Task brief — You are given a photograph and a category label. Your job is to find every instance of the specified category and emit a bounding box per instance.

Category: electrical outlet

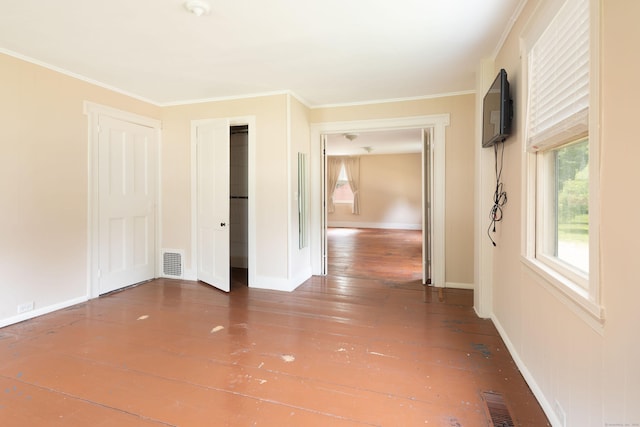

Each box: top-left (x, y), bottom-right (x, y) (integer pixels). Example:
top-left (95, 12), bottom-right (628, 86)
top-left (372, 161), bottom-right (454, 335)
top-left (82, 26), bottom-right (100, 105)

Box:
top-left (17, 301), bottom-right (34, 314)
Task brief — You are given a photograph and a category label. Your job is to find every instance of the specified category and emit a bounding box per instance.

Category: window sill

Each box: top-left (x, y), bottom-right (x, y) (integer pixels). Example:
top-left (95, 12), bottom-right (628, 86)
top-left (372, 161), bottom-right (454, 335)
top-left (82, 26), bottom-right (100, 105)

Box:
top-left (520, 256), bottom-right (605, 332)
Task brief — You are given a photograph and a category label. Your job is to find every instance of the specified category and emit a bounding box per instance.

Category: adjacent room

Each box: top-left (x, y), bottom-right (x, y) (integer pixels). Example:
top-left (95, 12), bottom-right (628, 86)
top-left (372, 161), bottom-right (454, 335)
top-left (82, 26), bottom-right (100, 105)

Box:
top-left (1, 0), bottom-right (638, 426)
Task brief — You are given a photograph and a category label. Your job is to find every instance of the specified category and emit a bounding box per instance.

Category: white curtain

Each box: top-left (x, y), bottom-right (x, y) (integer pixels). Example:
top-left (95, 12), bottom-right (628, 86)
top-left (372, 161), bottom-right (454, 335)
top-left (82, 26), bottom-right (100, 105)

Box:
top-left (326, 156), bottom-right (342, 213)
top-left (343, 156), bottom-right (361, 215)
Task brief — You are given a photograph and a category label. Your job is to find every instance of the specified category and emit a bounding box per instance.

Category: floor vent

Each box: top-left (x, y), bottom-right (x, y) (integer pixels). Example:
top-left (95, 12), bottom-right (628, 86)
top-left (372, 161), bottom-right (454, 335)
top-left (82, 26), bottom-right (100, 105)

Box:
top-left (482, 391), bottom-right (515, 427)
top-left (162, 250), bottom-right (183, 278)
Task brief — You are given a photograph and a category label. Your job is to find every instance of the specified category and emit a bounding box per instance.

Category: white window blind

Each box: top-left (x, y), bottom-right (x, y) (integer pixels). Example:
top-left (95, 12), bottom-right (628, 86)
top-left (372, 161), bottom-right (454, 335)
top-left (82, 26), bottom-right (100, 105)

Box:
top-left (527, 0), bottom-right (589, 152)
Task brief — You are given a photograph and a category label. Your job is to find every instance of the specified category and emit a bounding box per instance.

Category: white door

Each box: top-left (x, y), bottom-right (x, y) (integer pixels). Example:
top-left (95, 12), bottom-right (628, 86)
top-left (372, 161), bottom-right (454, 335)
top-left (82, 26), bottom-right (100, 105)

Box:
top-left (196, 120), bottom-right (230, 292)
top-left (422, 128), bottom-right (433, 285)
top-left (98, 116), bottom-right (157, 294)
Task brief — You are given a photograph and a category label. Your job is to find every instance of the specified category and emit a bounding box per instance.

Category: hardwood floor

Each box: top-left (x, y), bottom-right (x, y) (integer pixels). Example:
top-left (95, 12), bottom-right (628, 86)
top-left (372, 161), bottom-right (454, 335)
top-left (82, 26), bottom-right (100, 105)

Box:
top-left (0, 228), bottom-right (549, 426)
top-left (327, 227), bottom-right (423, 283)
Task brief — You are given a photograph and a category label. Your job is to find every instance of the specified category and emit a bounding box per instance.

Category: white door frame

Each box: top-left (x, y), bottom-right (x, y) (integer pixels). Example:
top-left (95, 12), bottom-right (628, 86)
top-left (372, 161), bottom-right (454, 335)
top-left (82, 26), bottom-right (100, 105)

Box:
top-left (310, 114), bottom-right (449, 287)
top-left (84, 102), bottom-right (162, 299)
top-left (190, 116), bottom-right (256, 286)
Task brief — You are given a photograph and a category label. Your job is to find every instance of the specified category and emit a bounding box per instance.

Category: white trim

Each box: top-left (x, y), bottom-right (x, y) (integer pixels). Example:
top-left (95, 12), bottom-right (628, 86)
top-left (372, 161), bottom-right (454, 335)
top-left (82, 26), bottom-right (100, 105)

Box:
top-left (491, 314), bottom-right (563, 427)
top-left (519, 0), bottom-right (603, 327)
top-left (83, 102), bottom-right (162, 299)
top-left (163, 89), bottom-right (475, 110)
top-left (286, 94), bottom-right (293, 282)
top-left (83, 102), bottom-right (161, 128)
top-left (474, 59), bottom-right (497, 319)
top-left (327, 221), bottom-right (421, 230)
top-left (587, 0), bottom-right (601, 314)
top-left (250, 274), bottom-right (306, 293)
top-left (445, 282), bottom-right (474, 290)
top-left (311, 91), bottom-right (475, 110)
top-left (1, 48), bottom-right (470, 110)
top-left (490, 0), bottom-right (529, 60)
top-left (2, 49), bottom-right (159, 106)
top-left (0, 296), bottom-right (88, 329)
top-left (522, 257), bottom-right (605, 331)
top-left (190, 116), bottom-right (257, 287)
top-left (291, 265), bottom-right (313, 291)
top-left (162, 90), bottom-right (309, 108)
top-left (310, 115), bottom-right (449, 288)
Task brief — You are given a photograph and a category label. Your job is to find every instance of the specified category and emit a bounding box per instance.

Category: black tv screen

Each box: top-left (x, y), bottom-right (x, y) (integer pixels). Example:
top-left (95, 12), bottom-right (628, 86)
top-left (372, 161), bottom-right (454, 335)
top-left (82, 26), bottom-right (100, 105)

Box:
top-left (482, 69), bottom-right (512, 148)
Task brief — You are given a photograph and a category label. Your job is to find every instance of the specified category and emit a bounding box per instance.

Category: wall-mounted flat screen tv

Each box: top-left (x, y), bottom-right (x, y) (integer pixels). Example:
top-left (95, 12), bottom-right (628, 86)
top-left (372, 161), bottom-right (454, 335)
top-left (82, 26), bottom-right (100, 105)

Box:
top-left (482, 69), bottom-right (513, 148)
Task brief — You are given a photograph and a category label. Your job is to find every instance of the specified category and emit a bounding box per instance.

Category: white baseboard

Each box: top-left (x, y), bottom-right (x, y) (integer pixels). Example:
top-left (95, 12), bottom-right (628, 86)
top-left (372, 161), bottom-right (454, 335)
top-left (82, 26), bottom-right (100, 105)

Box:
top-left (183, 269), bottom-right (197, 281)
top-left (445, 281), bottom-right (474, 290)
top-left (0, 296), bottom-right (88, 329)
top-left (328, 221), bottom-right (421, 230)
top-left (490, 314), bottom-right (562, 427)
top-left (250, 275), bottom-right (297, 292)
top-left (182, 268), bottom-right (309, 293)
top-left (289, 267), bottom-right (312, 291)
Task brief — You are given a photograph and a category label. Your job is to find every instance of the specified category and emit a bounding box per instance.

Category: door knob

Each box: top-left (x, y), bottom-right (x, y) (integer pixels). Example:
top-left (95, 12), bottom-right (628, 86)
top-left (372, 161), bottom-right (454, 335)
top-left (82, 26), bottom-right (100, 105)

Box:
top-left (220, 222), bottom-right (226, 227)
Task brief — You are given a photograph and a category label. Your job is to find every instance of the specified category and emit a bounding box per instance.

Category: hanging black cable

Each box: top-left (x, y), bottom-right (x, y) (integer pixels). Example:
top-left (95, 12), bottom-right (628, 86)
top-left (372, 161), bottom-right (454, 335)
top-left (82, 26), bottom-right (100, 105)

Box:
top-left (487, 140), bottom-right (507, 246)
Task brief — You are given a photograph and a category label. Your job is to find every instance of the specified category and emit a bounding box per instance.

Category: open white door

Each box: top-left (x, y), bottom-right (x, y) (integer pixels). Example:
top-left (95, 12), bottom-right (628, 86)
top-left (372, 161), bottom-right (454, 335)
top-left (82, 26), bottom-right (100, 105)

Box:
top-left (320, 135), bottom-right (328, 275)
top-left (196, 119), bottom-right (231, 292)
top-left (422, 128), bottom-right (433, 285)
top-left (98, 116), bottom-right (157, 294)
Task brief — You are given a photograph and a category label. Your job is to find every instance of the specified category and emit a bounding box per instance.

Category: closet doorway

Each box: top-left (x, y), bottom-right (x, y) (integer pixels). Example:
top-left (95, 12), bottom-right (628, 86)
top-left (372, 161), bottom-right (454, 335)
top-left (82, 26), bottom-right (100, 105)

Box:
top-left (229, 125), bottom-right (249, 285)
top-left (192, 117), bottom-right (256, 292)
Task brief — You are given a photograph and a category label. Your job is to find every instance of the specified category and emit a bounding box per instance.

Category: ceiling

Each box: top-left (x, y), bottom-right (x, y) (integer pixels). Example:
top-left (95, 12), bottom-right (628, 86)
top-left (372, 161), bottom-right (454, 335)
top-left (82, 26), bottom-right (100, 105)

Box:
top-left (0, 0), bottom-right (522, 107)
top-left (326, 129), bottom-right (423, 156)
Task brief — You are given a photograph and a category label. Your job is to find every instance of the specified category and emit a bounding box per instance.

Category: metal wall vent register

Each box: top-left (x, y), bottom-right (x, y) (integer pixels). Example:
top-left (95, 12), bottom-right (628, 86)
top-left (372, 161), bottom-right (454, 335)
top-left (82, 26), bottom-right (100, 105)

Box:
top-left (162, 250), bottom-right (183, 278)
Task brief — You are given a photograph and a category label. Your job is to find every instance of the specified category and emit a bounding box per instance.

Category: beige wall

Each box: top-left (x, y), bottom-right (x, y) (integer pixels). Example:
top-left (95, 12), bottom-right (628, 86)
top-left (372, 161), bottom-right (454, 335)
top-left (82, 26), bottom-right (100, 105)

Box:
top-left (312, 94), bottom-right (476, 286)
top-left (486, 0), bottom-right (640, 425)
top-left (5, 5), bottom-right (637, 422)
top-left (328, 153), bottom-right (422, 229)
top-left (289, 95), bottom-right (312, 284)
top-left (0, 53), bottom-right (160, 324)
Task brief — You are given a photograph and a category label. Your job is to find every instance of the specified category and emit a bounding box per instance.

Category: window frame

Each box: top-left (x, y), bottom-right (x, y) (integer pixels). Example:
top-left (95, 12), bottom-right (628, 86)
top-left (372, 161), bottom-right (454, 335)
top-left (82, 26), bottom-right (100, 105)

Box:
top-left (521, 0), bottom-right (603, 323)
top-left (535, 138), bottom-right (589, 288)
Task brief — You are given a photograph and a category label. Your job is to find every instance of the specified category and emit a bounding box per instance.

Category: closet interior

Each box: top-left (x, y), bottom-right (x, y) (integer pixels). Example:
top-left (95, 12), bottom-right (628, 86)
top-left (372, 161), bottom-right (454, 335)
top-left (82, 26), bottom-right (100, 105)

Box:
top-left (230, 125), bottom-right (248, 272)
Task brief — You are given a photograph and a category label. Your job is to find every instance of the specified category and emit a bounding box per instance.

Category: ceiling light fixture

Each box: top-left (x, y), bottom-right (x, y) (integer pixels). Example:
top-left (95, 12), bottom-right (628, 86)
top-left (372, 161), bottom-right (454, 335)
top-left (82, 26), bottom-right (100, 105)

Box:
top-left (344, 133), bottom-right (359, 141)
top-left (184, 0), bottom-right (211, 16)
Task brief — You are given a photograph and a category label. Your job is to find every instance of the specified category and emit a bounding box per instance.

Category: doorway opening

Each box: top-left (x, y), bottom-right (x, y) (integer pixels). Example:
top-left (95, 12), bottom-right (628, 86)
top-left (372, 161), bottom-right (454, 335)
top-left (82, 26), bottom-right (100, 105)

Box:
top-left (310, 115), bottom-right (449, 288)
top-left (323, 128), bottom-right (428, 286)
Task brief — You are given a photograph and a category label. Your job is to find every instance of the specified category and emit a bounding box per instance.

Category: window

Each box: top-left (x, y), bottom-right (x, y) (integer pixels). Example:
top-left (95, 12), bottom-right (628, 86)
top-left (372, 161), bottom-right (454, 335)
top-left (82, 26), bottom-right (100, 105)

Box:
top-left (523, 0), bottom-right (601, 319)
top-left (537, 138), bottom-right (589, 282)
top-left (333, 164), bottom-right (354, 204)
